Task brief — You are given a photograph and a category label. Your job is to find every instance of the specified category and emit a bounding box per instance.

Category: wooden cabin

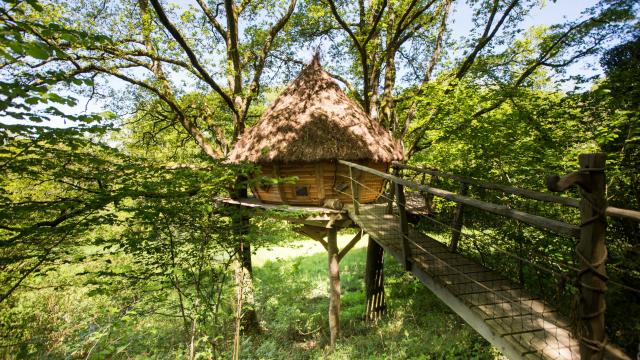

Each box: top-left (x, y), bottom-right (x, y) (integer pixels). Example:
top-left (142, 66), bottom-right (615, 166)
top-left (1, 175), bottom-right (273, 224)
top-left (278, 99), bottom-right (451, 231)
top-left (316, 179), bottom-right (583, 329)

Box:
top-left (228, 55), bottom-right (404, 206)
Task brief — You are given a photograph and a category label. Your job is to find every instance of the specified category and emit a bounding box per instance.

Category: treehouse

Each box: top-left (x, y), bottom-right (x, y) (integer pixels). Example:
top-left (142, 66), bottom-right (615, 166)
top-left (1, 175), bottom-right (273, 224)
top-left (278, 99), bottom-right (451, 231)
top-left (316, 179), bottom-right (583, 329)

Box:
top-left (228, 55), bottom-right (404, 206)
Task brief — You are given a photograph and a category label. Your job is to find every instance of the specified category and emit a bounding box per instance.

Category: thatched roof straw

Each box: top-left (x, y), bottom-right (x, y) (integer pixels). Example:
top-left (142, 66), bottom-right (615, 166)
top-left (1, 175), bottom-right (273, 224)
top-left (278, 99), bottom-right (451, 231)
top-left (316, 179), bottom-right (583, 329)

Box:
top-left (228, 55), bottom-right (404, 164)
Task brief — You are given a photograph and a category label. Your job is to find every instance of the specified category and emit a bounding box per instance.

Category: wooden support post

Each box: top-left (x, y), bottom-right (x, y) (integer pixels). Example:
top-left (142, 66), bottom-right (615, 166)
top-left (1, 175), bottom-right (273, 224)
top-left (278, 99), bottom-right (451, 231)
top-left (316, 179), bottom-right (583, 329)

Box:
top-left (230, 177), bottom-right (259, 335)
top-left (395, 182), bottom-right (411, 271)
top-left (576, 153), bottom-right (608, 359)
top-left (449, 182), bottom-right (468, 252)
top-left (424, 175), bottom-right (438, 215)
top-left (547, 153), bottom-right (609, 359)
top-left (349, 166), bottom-right (360, 215)
top-left (365, 236), bottom-right (385, 321)
top-left (327, 226), bottom-right (340, 349)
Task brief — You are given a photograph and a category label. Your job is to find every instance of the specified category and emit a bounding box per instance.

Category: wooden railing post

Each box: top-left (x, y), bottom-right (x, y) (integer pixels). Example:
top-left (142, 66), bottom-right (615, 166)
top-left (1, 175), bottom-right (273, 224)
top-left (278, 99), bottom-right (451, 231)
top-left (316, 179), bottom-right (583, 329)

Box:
top-left (386, 165), bottom-right (400, 214)
top-left (449, 181), bottom-right (468, 252)
top-left (577, 153), bottom-right (608, 359)
top-left (548, 153), bottom-right (608, 359)
top-left (395, 182), bottom-right (411, 271)
top-left (424, 174), bottom-right (438, 215)
top-left (349, 166), bottom-right (360, 215)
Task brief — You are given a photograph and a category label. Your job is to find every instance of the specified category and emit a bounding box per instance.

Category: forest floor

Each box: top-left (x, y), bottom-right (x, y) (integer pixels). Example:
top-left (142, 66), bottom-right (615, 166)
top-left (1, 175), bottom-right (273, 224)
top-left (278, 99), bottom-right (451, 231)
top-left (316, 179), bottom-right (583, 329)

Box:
top-left (246, 231), bottom-right (502, 360)
top-left (3, 230), bottom-right (503, 359)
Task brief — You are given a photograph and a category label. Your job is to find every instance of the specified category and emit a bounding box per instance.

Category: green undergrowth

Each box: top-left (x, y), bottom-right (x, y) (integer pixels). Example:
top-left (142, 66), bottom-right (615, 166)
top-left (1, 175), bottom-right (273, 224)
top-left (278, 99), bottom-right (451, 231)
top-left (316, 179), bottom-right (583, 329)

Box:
top-left (246, 233), bottom-right (500, 360)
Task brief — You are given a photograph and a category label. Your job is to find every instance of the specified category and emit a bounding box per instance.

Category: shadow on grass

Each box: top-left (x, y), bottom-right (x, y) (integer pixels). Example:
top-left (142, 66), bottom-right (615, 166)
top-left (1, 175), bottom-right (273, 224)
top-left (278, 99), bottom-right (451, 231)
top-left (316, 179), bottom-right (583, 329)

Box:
top-left (247, 240), bottom-right (499, 360)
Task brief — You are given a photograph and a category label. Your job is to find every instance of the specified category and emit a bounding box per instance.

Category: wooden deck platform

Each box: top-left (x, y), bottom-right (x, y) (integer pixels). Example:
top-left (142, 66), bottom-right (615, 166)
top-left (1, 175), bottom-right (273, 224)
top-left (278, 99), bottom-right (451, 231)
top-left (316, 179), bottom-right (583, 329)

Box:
top-left (348, 203), bottom-right (580, 360)
top-left (219, 197), bottom-right (343, 214)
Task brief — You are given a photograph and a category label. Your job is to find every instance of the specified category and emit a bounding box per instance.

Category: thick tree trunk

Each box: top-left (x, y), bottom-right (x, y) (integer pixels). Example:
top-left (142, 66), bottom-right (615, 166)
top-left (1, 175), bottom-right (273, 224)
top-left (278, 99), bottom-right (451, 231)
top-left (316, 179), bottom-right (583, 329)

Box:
top-left (381, 51), bottom-right (396, 130)
top-left (327, 226), bottom-right (340, 348)
top-left (365, 237), bottom-right (385, 321)
top-left (235, 237), bottom-right (260, 333)
top-left (231, 176), bottom-right (260, 334)
top-left (380, 8), bottom-right (396, 130)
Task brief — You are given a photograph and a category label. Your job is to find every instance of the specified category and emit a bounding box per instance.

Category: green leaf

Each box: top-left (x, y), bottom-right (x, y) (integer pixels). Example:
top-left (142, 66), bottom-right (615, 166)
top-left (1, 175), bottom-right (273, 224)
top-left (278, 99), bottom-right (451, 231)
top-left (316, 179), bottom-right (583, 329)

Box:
top-left (25, 43), bottom-right (50, 60)
top-left (26, 0), bottom-right (44, 12)
top-left (60, 33), bottom-right (77, 43)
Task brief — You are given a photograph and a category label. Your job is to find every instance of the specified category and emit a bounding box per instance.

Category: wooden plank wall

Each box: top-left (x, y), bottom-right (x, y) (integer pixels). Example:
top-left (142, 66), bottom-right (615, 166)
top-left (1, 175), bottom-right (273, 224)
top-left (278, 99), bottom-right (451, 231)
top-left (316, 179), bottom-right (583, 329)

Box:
top-left (253, 160), bottom-right (388, 205)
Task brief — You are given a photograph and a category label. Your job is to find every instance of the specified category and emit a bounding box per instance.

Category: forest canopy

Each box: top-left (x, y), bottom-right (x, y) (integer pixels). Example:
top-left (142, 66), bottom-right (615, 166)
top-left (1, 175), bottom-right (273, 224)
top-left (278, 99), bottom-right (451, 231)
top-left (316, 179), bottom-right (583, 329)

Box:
top-left (1, 0), bottom-right (639, 358)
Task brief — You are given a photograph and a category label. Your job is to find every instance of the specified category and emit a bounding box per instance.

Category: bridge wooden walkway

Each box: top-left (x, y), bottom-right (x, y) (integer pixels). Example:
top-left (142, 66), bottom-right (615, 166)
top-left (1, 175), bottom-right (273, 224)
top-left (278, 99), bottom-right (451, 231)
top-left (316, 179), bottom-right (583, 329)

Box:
top-left (349, 203), bottom-right (579, 360)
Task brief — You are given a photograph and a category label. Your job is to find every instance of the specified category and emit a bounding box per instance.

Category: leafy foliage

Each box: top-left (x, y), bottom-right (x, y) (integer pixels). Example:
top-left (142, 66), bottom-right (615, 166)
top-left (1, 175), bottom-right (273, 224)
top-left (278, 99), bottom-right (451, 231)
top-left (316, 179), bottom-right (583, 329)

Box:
top-left (1, 0), bottom-right (639, 357)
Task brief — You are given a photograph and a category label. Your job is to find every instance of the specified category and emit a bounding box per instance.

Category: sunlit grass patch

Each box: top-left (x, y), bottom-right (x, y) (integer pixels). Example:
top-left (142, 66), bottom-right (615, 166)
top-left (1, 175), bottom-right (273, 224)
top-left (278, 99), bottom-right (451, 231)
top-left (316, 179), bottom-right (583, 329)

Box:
top-left (250, 234), bottom-right (500, 359)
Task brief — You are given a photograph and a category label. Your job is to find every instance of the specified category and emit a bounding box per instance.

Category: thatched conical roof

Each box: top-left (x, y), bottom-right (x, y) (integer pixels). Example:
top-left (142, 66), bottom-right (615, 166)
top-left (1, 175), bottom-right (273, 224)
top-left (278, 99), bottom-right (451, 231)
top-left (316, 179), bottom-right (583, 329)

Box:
top-left (228, 56), bottom-right (404, 164)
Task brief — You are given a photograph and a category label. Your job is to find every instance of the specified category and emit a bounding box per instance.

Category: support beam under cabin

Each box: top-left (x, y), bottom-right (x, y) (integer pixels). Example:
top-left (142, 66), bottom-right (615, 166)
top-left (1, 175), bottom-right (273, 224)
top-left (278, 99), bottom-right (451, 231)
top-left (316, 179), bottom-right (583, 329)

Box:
top-left (291, 219), bottom-right (358, 349)
top-left (365, 237), bottom-right (385, 321)
top-left (327, 226), bottom-right (340, 349)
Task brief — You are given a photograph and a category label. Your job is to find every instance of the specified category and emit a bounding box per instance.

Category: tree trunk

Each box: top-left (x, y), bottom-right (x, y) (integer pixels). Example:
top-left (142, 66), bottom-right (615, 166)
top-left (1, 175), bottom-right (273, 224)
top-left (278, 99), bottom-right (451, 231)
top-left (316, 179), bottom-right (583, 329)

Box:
top-left (327, 226), bottom-right (340, 348)
top-left (231, 176), bottom-right (260, 334)
top-left (380, 9), bottom-right (396, 130)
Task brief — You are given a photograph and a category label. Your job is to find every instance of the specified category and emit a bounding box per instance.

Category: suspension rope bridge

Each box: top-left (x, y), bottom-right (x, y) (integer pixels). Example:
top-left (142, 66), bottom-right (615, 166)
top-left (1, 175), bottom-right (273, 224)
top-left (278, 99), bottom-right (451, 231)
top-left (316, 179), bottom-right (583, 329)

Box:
top-left (335, 156), bottom-right (639, 360)
top-left (223, 154), bottom-right (640, 359)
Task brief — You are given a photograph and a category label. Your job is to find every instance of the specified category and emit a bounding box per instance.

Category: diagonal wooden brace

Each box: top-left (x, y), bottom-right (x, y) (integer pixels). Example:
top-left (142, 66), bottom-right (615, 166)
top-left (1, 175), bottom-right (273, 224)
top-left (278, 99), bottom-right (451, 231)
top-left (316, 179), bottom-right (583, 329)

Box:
top-left (547, 172), bottom-right (594, 193)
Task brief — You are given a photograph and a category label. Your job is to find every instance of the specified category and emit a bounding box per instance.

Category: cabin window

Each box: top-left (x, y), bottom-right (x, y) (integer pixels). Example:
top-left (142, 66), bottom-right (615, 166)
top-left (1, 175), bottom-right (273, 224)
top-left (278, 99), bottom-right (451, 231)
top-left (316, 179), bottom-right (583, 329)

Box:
top-left (295, 185), bottom-right (309, 197)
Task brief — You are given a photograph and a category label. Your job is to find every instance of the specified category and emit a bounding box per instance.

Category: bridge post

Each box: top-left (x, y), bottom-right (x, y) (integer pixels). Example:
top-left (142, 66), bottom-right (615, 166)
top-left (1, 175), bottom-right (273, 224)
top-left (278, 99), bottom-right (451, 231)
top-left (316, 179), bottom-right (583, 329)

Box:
top-left (395, 182), bottom-right (411, 271)
top-left (576, 153), bottom-right (608, 359)
top-left (449, 181), bottom-right (468, 252)
top-left (548, 153), bottom-right (609, 359)
top-left (327, 225), bottom-right (340, 349)
top-left (365, 237), bottom-right (385, 321)
top-left (349, 166), bottom-right (360, 215)
top-left (423, 174), bottom-right (438, 215)
top-left (386, 165), bottom-right (401, 214)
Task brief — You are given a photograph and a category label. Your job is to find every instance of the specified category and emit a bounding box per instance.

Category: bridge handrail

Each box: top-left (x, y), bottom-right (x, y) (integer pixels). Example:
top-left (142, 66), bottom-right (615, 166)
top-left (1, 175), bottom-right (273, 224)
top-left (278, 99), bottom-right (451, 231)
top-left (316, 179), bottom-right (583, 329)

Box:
top-left (392, 162), bottom-right (640, 222)
top-left (338, 160), bottom-right (580, 238)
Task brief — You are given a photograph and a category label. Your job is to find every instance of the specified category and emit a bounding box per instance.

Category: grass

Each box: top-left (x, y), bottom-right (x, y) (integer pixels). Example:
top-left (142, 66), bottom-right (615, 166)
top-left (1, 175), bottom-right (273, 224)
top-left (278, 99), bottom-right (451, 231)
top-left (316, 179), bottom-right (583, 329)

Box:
top-left (246, 231), bottom-right (501, 360)
top-left (2, 229), bottom-right (503, 359)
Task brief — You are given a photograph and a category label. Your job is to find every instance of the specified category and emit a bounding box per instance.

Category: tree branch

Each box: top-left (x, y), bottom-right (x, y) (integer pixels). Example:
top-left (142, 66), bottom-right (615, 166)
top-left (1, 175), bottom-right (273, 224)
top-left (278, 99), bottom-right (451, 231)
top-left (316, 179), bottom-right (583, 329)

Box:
top-left (243, 0), bottom-right (297, 118)
top-left (148, 0), bottom-right (238, 116)
top-left (363, 0), bottom-right (387, 46)
top-left (196, 0), bottom-right (226, 38)
top-left (454, 0), bottom-right (519, 81)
